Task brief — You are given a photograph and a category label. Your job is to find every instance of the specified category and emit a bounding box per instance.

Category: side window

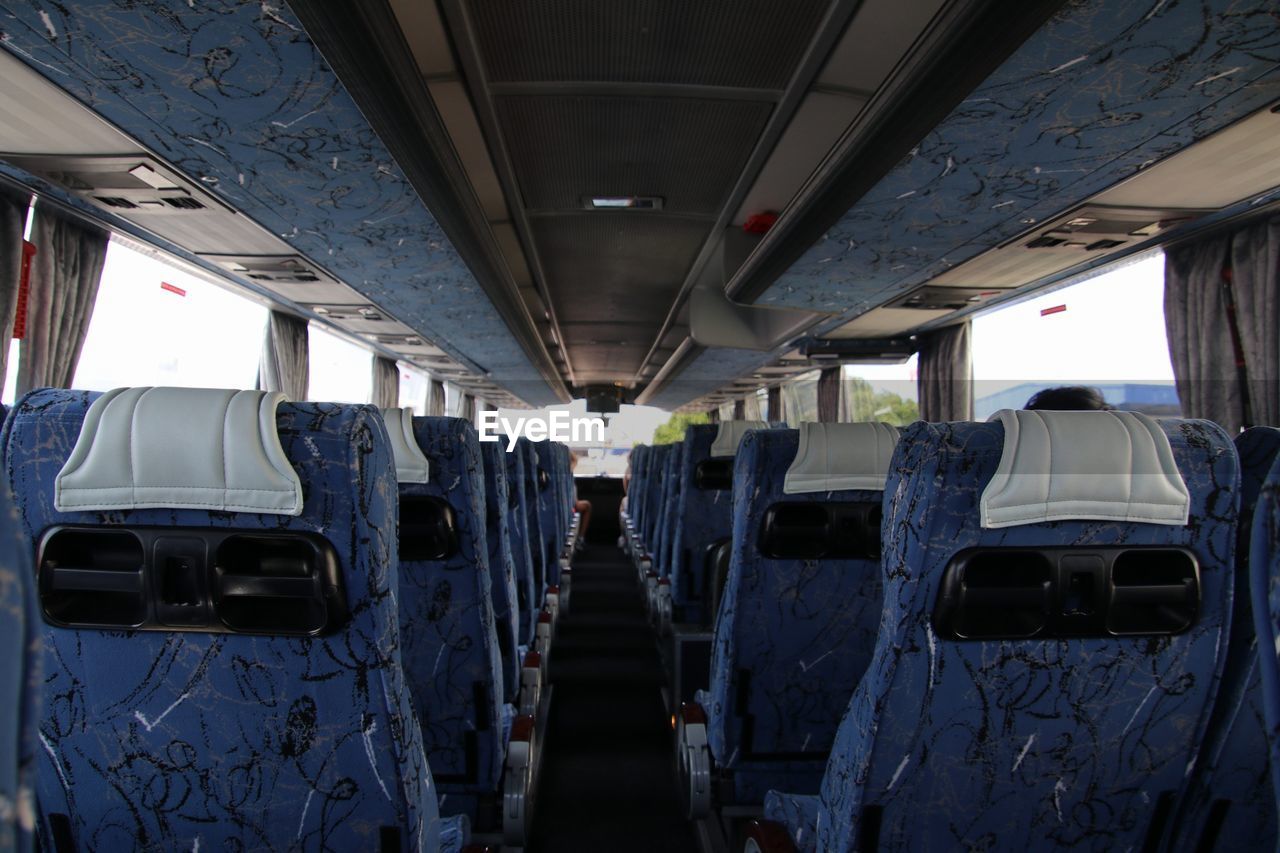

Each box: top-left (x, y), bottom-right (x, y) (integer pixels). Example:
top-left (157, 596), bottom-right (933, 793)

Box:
top-left (972, 252), bottom-right (1178, 417)
top-left (399, 364), bottom-right (429, 415)
top-left (842, 358), bottom-right (919, 425)
top-left (308, 324), bottom-right (372, 404)
top-left (64, 239), bottom-right (267, 397)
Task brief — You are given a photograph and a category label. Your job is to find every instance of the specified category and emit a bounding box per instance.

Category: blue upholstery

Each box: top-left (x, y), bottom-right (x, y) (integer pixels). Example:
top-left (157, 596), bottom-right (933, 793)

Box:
top-left (3, 389), bottom-right (457, 852)
top-left (670, 426), bottom-right (735, 623)
top-left (629, 444), bottom-right (652, 542)
top-left (701, 429), bottom-right (883, 803)
top-left (768, 417), bottom-right (1239, 852)
top-left (398, 417), bottom-right (505, 811)
top-left (0, 479), bottom-right (37, 853)
top-left (656, 442), bottom-right (686, 577)
top-left (503, 442), bottom-right (537, 646)
top-left (643, 445), bottom-right (672, 555)
top-left (1169, 428), bottom-right (1280, 849)
top-left (531, 443), bottom-right (560, 588)
top-left (518, 439), bottom-right (547, 599)
top-left (480, 441), bottom-right (521, 704)
top-left (1252, 443), bottom-right (1280, 838)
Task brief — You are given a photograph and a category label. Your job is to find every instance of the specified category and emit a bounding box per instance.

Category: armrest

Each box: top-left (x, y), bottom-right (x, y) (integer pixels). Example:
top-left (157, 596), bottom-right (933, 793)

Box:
top-left (503, 714), bottom-right (537, 846)
top-left (676, 702), bottom-right (712, 819)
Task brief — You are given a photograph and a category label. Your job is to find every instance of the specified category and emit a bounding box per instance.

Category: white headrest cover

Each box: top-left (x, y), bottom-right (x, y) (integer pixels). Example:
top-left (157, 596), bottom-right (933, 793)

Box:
top-left (710, 420), bottom-right (768, 458)
top-left (55, 387), bottom-right (304, 516)
top-left (980, 409), bottom-right (1190, 529)
top-left (784, 422), bottom-right (900, 494)
top-left (380, 407), bottom-right (430, 484)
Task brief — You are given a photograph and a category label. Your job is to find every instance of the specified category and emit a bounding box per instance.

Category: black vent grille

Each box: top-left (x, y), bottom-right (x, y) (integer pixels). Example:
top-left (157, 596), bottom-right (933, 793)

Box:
top-left (468, 0), bottom-right (832, 89)
top-left (161, 196), bottom-right (205, 210)
top-left (497, 96), bottom-right (771, 216)
top-left (95, 196), bottom-right (138, 209)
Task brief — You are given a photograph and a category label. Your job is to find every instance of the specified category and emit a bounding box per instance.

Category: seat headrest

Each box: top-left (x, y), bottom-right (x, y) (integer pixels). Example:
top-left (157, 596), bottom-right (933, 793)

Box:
top-left (710, 420), bottom-right (768, 458)
top-left (783, 422), bottom-right (900, 494)
top-left (980, 409), bottom-right (1190, 529)
top-left (380, 407), bottom-right (430, 484)
top-left (55, 387), bottom-right (304, 515)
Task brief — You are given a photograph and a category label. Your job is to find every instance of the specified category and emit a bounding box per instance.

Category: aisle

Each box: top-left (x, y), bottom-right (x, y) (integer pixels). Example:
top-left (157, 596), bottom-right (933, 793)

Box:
top-left (528, 549), bottom-right (698, 852)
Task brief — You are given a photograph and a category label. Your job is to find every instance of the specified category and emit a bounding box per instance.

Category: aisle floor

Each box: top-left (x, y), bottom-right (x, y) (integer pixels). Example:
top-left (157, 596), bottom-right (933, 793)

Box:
top-left (527, 548), bottom-right (698, 852)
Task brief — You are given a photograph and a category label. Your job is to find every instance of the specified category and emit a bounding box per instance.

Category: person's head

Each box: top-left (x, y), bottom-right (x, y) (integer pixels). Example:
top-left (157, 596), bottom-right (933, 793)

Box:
top-left (1023, 385), bottom-right (1113, 411)
top-left (569, 452), bottom-right (578, 471)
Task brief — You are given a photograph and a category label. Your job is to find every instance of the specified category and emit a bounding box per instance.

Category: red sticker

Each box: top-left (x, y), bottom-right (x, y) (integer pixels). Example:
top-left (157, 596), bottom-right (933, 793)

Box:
top-left (161, 282), bottom-right (187, 297)
top-left (13, 241), bottom-right (36, 340)
top-left (1040, 304), bottom-right (1066, 316)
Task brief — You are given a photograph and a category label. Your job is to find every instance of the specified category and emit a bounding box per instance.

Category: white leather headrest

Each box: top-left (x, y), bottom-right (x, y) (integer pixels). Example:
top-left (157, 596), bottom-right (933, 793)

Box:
top-left (55, 387), bottom-right (304, 515)
top-left (980, 409), bottom-right (1190, 529)
top-left (380, 407), bottom-right (430, 484)
top-left (784, 422), bottom-right (900, 494)
top-left (710, 420), bottom-right (768, 458)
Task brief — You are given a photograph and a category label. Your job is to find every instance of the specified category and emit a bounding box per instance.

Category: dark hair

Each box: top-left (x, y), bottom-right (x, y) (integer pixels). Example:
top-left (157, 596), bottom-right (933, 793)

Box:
top-left (1023, 385), bottom-right (1113, 411)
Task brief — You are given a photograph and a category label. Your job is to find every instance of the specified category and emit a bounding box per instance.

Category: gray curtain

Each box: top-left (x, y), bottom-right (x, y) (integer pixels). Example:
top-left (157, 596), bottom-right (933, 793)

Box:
top-left (767, 385), bottom-right (783, 424)
top-left (372, 356), bottom-right (399, 408)
top-left (0, 188), bottom-right (29, 398)
top-left (743, 391), bottom-right (762, 421)
top-left (1230, 217), bottom-right (1279, 428)
top-left (259, 310), bottom-right (309, 400)
top-left (428, 378), bottom-right (447, 416)
top-left (917, 320), bottom-right (973, 422)
top-left (817, 366), bottom-right (841, 422)
top-left (733, 398), bottom-right (746, 419)
top-left (16, 209), bottom-right (109, 395)
top-left (1165, 234), bottom-right (1239, 431)
top-left (461, 393), bottom-right (476, 423)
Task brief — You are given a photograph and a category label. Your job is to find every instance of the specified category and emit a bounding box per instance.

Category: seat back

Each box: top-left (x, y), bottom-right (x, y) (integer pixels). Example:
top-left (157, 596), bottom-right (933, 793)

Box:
top-left (3, 388), bottom-right (446, 851)
top-left (480, 440), bottom-right (521, 703)
top-left (657, 441), bottom-right (686, 576)
top-left (530, 441), bottom-right (560, 587)
top-left (1251, 439), bottom-right (1280, 842)
top-left (703, 424), bottom-right (894, 801)
top-left (397, 416), bottom-right (505, 799)
top-left (503, 441), bottom-right (537, 646)
top-left (642, 444), bottom-right (672, 554)
top-left (670, 422), bottom-right (764, 623)
top-left (1169, 427), bottom-right (1279, 849)
top-left (518, 438), bottom-right (547, 598)
top-left (811, 411), bottom-right (1238, 851)
top-left (630, 444), bottom-right (652, 540)
top-left (0, 479), bottom-right (37, 853)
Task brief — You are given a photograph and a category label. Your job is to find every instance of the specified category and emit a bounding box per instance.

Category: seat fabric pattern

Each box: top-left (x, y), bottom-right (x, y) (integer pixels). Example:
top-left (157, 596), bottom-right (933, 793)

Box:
top-left (1252, 446), bottom-right (1280, 834)
top-left (3, 389), bottom-right (447, 852)
top-left (670, 425), bottom-right (735, 621)
top-left (782, 417), bottom-right (1238, 853)
top-left (642, 444), bottom-right (671, 554)
top-left (399, 417), bottom-right (504, 800)
top-left (480, 441), bottom-right (521, 704)
top-left (703, 429), bottom-right (883, 802)
top-left (531, 442), bottom-right (560, 587)
top-left (0, 479), bottom-right (38, 853)
top-left (658, 441), bottom-right (686, 577)
top-left (1169, 427), bottom-right (1279, 849)
top-left (518, 439), bottom-right (547, 598)
top-left (630, 445), bottom-right (651, 534)
top-left (503, 443), bottom-right (537, 646)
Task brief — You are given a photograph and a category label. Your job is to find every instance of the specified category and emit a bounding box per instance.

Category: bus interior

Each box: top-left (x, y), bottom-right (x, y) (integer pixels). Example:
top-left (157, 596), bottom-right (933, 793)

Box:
top-left (1, 0), bottom-right (1280, 851)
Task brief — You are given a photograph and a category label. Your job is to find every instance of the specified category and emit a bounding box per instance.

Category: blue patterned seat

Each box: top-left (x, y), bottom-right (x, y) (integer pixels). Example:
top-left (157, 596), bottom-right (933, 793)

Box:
top-left (654, 442), bottom-right (685, 578)
top-left (763, 412), bottom-right (1239, 852)
top-left (0, 479), bottom-right (37, 853)
top-left (3, 388), bottom-right (460, 852)
top-left (642, 444), bottom-right (673, 558)
top-left (398, 416), bottom-right (507, 820)
top-left (1251, 439), bottom-right (1280, 845)
top-left (626, 444), bottom-right (653, 555)
top-left (479, 440), bottom-right (521, 705)
top-left (669, 425), bottom-right (739, 625)
top-left (1167, 427), bottom-right (1280, 849)
top-left (503, 441), bottom-right (538, 647)
top-left (530, 442), bottom-right (563, 589)
top-left (514, 435), bottom-right (545, 601)
top-left (690, 425), bottom-right (889, 808)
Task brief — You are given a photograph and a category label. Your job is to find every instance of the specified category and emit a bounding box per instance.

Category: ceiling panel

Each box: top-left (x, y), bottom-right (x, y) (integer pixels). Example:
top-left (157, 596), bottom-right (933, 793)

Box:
top-left (468, 0), bottom-right (833, 89)
top-left (497, 95), bottom-right (773, 216)
top-left (531, 212), bottom-right (708, 322)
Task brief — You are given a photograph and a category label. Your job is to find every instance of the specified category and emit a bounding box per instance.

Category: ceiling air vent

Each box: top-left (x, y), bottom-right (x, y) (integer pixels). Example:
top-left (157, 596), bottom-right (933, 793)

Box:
top-left (886, 286), bottom-right (1003, 312)
top-left (3, 154), bottom-right (229, 216)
